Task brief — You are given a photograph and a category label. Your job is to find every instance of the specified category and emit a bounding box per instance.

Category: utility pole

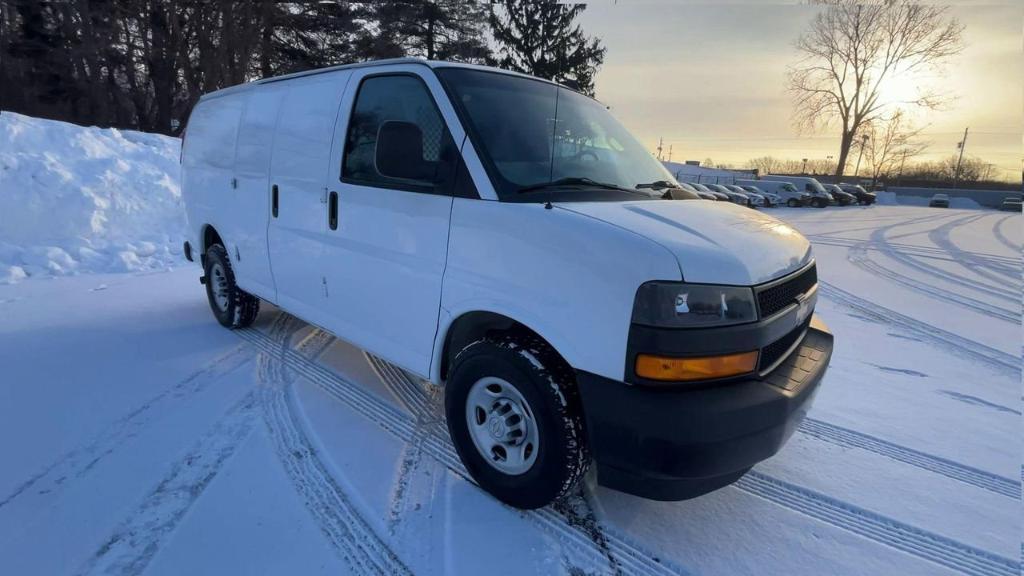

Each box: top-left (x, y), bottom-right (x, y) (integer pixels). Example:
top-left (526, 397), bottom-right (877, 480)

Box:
top-left (668, 144), bottom-right (673, 163)
top-left (656, 137), bottom-right (663, 161)
top-left (853, 134), bottom-right (869, 177)
top-left (953, 127), bottom-right (969, 190)
top-left (897, 149), bottom-right (908, 187)
top-left (802, 158), bottom-right (808, 174)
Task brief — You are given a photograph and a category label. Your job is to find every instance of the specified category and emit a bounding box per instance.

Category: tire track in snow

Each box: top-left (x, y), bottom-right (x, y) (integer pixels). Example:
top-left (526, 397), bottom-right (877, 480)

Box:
top-left (797, 418), bottom-right (1019, 499)
top-left (75, 316), bottom-right (296, 576)
top-left (922, 214), bottom-right (1021, 296)
top-left (808, 235), bottom-right (1020, 270)
top-left (364, 353), bottom-right (443, 533)
top-left (0, 343), bottom-right (255, 513)
top-left (819, 281), bottom-right (1020, 377)
top-left (736, 471), bottom-right (1018, 576)
top-left (254, 317), bottom-right (411, 576)
top-left (843, 213), bottom-right (1021, 323)
top-left (918, 212), bottom-right (1021, 289)
top-left (992, 213), bottom-right (1021, 254)
top-left (237, 325), bottom-right (683, 576)
top-left (849, 247), bottom-right (1020, 323)
top-left (77, 392), bottom-right (260, 576)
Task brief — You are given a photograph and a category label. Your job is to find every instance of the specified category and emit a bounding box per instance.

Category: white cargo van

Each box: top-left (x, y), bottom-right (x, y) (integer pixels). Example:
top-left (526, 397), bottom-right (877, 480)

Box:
top-left (759, 175), bottom-right (833, 207)
top-left (735, 179), bottom-right (808, 207)
top-left (181, 59), bottom-right (832, 509)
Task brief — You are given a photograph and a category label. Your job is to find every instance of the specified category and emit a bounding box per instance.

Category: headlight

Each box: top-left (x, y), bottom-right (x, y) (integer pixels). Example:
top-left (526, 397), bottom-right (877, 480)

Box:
top-left (632, 282), bottom-right (757, 328)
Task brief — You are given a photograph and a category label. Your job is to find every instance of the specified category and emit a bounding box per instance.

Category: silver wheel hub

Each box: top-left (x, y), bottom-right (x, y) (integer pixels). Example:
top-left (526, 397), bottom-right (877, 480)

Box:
top-left (466, 377), bottom-right (538, 475)
top-left (210, 262), bottom-right (229, 312)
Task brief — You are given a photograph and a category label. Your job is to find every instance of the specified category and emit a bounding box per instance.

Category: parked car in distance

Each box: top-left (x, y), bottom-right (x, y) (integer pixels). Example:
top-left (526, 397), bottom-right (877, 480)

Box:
top-left (740, 185), bottom-right (780, 207)
top-left (825, 184), bottom-right (855, 206)
top-left (678, 182), bottom-right (718, 201)
top-left (181, 58), bottom-right (832, 509)
top-left (759, 175), bottom-right (832, 207)
top-left (929, 193), bottom-right (950, 208)
top-left (690, 182), bottom-right (730, 201)
top-left (735, 179), bottom-right (810, 207)
top-left (727, 184), bottom-right (768, 207)
top-left (707, 183), bottom-right (754, 206)
top-left (838, 183), bottom-right (876, 205)
top-left (999, 197), bottom-right (1022, 211)
top-left (648, 181), bottom-right (703, 200)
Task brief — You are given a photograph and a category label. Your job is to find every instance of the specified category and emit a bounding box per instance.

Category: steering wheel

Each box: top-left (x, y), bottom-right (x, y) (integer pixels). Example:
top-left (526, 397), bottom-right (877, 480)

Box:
top-left (574, 151), bottom-right (599, 163)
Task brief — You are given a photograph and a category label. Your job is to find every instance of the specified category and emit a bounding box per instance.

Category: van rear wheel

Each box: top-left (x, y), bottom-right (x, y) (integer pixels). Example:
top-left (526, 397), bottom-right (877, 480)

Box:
top-left (203, 244), bottom-right (259, 329)
top-left (445, 334), bottom-right (589, 509)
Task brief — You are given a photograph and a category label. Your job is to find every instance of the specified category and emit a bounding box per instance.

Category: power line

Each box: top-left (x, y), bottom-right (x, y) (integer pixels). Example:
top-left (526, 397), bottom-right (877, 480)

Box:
top-left (657, 131), bottom-right (1017, 143)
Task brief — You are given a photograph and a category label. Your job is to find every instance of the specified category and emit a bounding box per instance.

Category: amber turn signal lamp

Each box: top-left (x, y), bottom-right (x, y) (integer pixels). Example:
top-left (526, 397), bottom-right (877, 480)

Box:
top-left (635, 351), bottom-right (759, 382)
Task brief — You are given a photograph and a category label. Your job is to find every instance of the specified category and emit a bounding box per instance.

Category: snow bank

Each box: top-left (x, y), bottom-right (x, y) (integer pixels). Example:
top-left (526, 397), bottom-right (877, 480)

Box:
top-left (875, 191), bottom-right (983, 209)
top-left (0, 112), bottom-right (185, 283)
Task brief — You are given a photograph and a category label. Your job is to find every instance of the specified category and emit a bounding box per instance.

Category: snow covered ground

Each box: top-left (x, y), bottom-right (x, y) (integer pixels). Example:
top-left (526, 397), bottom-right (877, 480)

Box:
top-left (0, 116), bottom-right (1020, 575)
top-left (1, 205), bottom-right (1018, 576)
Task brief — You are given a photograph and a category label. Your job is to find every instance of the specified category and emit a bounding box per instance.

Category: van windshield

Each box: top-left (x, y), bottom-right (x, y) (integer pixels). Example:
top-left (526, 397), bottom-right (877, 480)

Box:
top-left (436, 68), bottom-right (674, 201)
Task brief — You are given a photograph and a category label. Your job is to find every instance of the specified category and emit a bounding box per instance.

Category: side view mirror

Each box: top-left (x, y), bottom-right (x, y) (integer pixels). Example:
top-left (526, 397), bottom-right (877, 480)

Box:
top-left (375, 120), bottom-right (433, 181)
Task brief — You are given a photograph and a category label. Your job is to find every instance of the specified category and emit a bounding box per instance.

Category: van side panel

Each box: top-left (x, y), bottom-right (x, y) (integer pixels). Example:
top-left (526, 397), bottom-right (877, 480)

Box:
top-left (436, 199), bottom-right (682, 383)
top-left (182, 94), bottom-right (246, 259)
top-left (267, 72), bottom-right (352, 317)
top-left (228, 85), bottom-right (286, 301)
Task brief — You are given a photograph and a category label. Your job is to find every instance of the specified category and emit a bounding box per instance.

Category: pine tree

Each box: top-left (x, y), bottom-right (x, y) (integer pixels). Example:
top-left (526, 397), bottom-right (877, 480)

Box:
top-left (370, 0), bottom-right (490, 63)
top-left (489, 1), bottom-right (605, 95)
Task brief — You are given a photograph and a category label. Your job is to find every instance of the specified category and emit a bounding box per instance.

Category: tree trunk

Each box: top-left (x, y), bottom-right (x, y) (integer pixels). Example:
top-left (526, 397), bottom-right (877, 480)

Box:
top-left (425, 5), bottom-right (436, 60)
top-left (835, 130), bottom-right (853, 179)
top-left (260, 0), bottom-right (273, 78)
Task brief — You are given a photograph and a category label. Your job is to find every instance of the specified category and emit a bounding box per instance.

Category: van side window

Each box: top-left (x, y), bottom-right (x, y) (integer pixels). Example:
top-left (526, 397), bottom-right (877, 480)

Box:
top-left (342, 75), bottom-right (456, 194)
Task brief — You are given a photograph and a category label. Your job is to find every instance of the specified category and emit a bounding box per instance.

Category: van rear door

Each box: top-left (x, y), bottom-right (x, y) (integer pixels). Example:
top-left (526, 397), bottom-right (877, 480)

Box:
top-left (320, 66), bottom-right (465, 376)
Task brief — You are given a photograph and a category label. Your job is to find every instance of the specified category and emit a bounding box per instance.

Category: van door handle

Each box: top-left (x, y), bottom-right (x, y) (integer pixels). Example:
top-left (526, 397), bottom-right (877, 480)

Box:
top-left (271, 184), bottom-right (279, 218)
top-left (328, 191), bottom-right (338, 230)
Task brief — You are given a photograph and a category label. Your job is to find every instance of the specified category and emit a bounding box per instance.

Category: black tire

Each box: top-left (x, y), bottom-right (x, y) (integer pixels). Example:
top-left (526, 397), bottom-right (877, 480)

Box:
top-left (445, 334), bottom-right (589, 509)
top-left (203, 244), bottom-right (259, 329)
top-left (787, 198), bottom-right (800, 207)
top-left (814, 198), bottom-right (827, 208)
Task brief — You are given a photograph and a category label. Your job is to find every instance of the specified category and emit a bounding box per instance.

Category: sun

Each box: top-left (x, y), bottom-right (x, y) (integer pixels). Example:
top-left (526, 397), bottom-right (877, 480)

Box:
top-left (875, 73), bottom-right (925, 107)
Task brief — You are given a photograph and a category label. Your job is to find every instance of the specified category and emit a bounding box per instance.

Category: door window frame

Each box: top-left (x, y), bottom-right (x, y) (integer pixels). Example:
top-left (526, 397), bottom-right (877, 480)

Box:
top-left (339, 72), bottom-right (459, 197)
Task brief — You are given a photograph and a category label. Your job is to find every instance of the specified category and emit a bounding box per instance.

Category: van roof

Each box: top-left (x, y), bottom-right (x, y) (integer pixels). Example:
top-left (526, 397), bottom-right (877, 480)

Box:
top-left (198, 58), bottom-right (563, 102)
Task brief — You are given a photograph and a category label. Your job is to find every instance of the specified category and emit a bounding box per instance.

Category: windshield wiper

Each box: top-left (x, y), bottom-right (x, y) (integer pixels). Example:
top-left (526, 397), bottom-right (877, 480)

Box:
top-left (635, 180), bottom-right (679, 190)
top-left (517, 177), bottom-right (641, 195)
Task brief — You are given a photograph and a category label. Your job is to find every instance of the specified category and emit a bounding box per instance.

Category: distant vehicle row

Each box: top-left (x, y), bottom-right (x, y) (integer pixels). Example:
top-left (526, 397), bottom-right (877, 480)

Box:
top-left (678, 175), bottom-right (876, 209)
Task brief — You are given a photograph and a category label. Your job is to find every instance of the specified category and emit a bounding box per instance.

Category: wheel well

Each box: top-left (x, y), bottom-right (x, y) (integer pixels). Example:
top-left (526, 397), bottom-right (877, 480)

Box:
top-left (202, 225), bottom-right (223, 264)
top-left (203, 225), bottom-right (223, 252)
top-left (440, 311), bottom-right (568, 381)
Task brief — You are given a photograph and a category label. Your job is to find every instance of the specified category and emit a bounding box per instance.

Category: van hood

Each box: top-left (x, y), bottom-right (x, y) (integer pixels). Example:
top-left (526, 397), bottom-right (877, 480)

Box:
top-left (556, 200), bottom-right (812, 285)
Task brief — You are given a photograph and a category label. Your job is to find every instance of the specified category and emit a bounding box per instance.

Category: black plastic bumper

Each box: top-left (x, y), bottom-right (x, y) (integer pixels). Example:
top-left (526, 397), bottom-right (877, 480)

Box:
top-left (576, 314), bottom-right (832, 501)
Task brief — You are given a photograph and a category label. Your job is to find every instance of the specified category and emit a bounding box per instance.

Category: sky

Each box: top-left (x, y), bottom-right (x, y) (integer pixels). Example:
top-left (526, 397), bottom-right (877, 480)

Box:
top-left (578, 1), bottom-right (1022, 181)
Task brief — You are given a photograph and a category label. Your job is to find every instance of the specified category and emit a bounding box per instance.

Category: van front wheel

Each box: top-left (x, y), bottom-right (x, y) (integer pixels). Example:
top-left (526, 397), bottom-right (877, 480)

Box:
top-left (445, 335), bottom-right (589, 509)
top-left (787, 198), bottom-right (800, 207)
top-left (203, 244), bottom-right (259, 329)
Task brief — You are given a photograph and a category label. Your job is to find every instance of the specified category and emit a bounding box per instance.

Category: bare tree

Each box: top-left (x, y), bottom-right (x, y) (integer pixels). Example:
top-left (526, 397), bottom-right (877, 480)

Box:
top-left (747, 156), bottom-right (786, 175)
top-left (788, 1), bottom-right (964, 177)
top-left (903, 155), bottom-right (998, 183)
top-left (859, 109), bottom-right (928, 185)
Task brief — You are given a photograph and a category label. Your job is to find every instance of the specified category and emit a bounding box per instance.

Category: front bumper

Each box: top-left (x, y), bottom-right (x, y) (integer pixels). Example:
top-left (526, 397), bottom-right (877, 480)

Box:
top-left (576, 314), bottom-right (833, 501)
